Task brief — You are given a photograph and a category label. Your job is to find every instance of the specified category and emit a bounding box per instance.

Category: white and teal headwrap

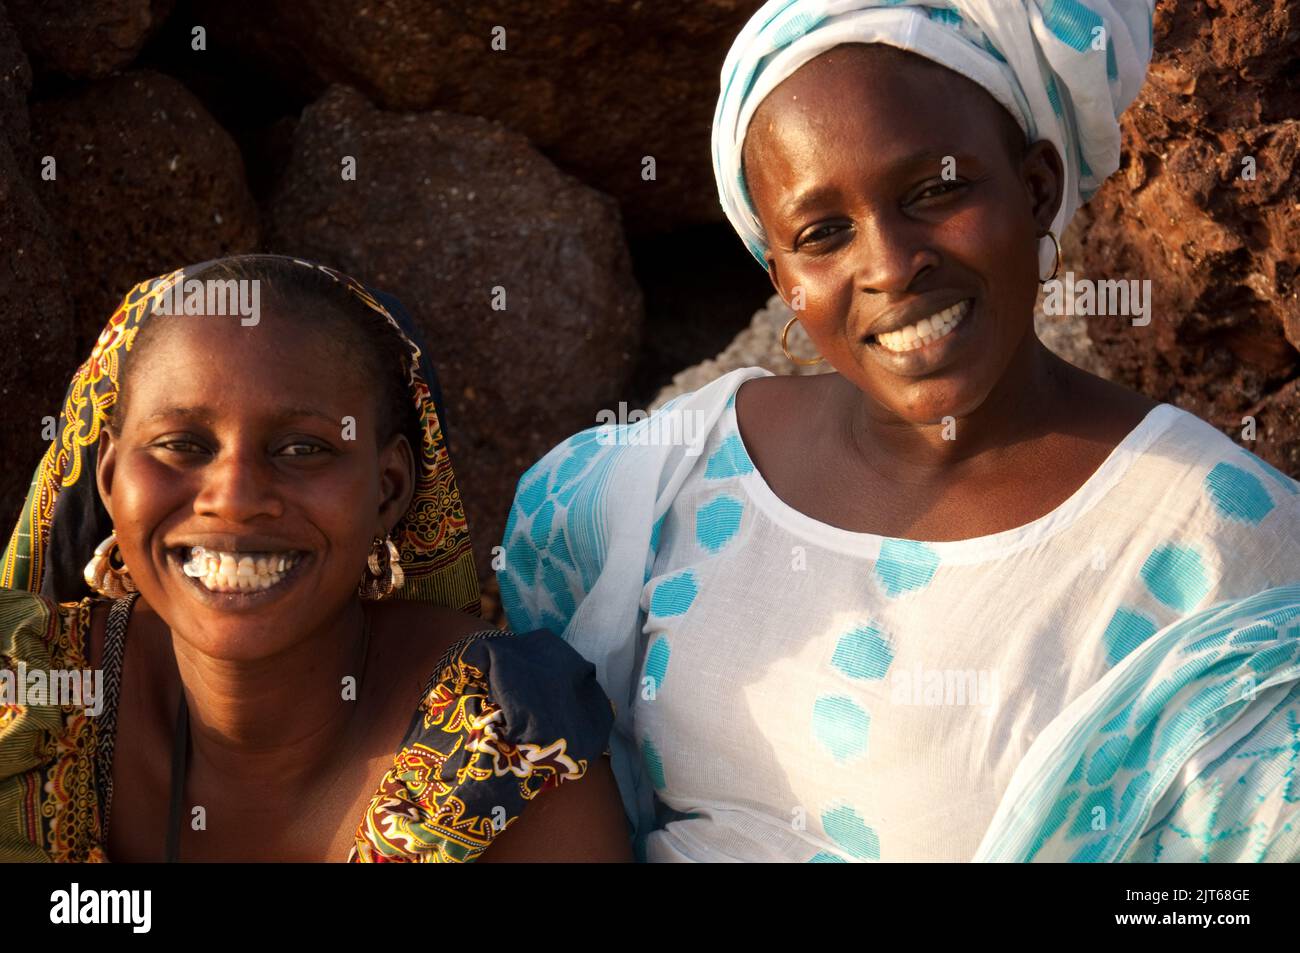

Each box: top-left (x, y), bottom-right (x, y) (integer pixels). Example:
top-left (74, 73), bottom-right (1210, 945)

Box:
top-left (711, 0), bottom-right (1155, 274)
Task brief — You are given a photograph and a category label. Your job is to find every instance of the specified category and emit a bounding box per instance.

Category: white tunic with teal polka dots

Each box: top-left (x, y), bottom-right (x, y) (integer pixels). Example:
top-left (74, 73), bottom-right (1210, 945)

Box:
top-left (498, 367), bottom-right (1300, 862)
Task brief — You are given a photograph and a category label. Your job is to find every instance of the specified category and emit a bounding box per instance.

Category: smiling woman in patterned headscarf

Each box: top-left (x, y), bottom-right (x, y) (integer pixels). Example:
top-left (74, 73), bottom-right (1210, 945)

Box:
top-left (0, 254), bottom-right (630, 862)
top-left (497, 1), bottom-right (1300, 863)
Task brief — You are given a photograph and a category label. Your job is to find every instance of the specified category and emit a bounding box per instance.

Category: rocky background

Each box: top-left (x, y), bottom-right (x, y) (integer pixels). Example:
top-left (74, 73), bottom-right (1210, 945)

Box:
top-left (1, 0), bottom-right (1296, 616)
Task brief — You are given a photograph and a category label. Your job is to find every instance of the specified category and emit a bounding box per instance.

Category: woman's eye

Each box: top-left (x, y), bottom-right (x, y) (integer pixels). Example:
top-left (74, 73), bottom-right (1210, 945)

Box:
top-left (915, 180), bottom-right (965, 201)
top-left (158, 439), bottom-right (206, 454)
top-left (796, 224), bottom-right (844, 248)
top-left (280, 443), bottom-right (325, 457)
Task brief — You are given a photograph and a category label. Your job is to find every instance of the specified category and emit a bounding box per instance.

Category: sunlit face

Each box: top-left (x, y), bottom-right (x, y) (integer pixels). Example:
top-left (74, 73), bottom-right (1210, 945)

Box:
top-left (742, 43), bottom-right (1062, 423)
top-left (96, 307), bottom-right (414, 661)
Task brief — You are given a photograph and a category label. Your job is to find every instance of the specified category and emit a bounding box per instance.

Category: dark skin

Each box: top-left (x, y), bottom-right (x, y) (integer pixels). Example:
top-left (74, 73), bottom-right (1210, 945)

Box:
top-left (91, 308), bottom-right (630, 862)
top-left (736, 44), bottom-right (1158, 540)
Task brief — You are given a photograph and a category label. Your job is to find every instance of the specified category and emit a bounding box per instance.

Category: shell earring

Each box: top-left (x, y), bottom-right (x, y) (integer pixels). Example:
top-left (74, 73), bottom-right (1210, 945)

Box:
top-left (84, 530), bottom-right (139, 598)
top-left (358, 534), bottom-right (405, 601)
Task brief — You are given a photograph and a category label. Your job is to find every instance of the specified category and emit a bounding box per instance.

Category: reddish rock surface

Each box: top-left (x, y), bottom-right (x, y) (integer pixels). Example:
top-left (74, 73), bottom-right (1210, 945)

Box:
top-left (194, 0), bottom-right (766, 234)
top-left (5, 0), bottom-right (172, 79)
top-left (1073, 0), bottom-right (1300, 474)
top-left (267, 85), bottom-right (643, 577)
top-left (30, 70), bottom-right (259, 352)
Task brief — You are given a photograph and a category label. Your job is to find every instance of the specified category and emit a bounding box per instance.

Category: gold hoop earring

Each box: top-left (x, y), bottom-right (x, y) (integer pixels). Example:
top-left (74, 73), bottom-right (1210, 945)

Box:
top-left (84, 530), bottom-right (138, 598)
top-left (358, 534), bottom-right (405, 601)
top-left (1039, 230), bottom-right (1062, 284)
top-left (780, 315), bottom-right (826, 366)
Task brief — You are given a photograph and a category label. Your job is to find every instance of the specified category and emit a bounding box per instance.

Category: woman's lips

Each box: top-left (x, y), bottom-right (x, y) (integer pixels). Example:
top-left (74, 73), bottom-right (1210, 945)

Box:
top-left (165, 543), bottom-right (309, 608)
top-left (862, 297), bottom-right (978, 377)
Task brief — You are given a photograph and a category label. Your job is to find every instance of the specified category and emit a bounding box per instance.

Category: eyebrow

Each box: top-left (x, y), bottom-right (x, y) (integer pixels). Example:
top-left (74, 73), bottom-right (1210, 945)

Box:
top-left (137, 405), bottom-right (341, 428)
top-left (778, 149), bottom-right (976, 221)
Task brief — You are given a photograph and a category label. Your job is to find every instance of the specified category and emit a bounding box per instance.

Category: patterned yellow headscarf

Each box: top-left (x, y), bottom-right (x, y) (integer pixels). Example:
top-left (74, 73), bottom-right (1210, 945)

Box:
top-left (1, 255), bottom-right (481, 615)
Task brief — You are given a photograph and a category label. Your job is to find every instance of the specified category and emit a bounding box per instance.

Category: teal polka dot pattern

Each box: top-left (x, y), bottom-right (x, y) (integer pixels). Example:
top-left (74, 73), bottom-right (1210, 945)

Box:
top-left (649, 570), bottom-right (698, 618)
top-left (1204, 462), bottom-right (1275, 524)
top-left (831, 623), bottom-right (894, 680)
top-left (1042, 0), bottom-right (1105, 52)
top-left (874, 538), bottom-right (941, 597)
top-left (642, 738), bottom-right (667, 790)
top-left (515, 469), bottom-right (549, 517)
top-left (644, 636), bottom-right (670, 695)
top-left (649, 512), bottom-right (666, 552)
top-left (541, 558), bottom-right (574, 619)
top-left (704, 433), bottom-right (755, 480)
top-left (807, 850), bottom-right (847, 863)
top-left (1102, 606), bottom-right (1158, 666)
top-left (812, 694), bottom-right (871, 763)
top-left (975, 587), bottom-right (1300, 862)
top-left (1140, 544), bottom-right (1210, 612)
top-left (695, 494), bottom-right (745, 553)
top-left (1086, 736), bottom-right (1128, 786)
top-left (821, 804), bottom-right (880, 861)
top-left (1067, 786), bottom-right (1114, 838)
top-left (529, 499), bottom-right (556, 549)
top-left (1241, 449), bottom-right (1299, 496)
top-left (506, 535), bottom-right (537, 587)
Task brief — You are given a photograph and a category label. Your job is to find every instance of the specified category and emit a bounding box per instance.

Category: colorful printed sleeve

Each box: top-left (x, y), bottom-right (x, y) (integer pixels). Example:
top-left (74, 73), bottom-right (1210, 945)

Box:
top-left (349, 628), bottom-right (615, 862)
top-left (0, 589), bottom-right (106, 863)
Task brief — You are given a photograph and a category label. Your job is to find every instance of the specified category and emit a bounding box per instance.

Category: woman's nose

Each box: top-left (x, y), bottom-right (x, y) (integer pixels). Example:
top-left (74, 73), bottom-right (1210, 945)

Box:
top-left (192, 450), bottom-right (284, 522)
top-left (854, 213), bottom-right (940, 295)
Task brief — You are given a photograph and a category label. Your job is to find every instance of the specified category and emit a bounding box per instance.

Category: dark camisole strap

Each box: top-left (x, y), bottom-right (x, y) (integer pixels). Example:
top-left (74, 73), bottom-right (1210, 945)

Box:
top-left (94, 591), bottom-right (139, 840)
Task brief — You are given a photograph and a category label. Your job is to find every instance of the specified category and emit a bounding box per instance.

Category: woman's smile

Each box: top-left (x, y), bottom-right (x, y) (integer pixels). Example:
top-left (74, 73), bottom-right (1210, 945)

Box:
top-left (166, 544), bottom-right (314, 611)
top-left (862, 296), bottom-right (977, 377)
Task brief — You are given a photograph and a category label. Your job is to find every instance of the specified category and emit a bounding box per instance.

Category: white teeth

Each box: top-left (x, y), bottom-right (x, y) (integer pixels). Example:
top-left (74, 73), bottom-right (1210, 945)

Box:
top-left (180, 546), bottom-right (301, 593)
top-left (875, 300), bottom-right (971, 352)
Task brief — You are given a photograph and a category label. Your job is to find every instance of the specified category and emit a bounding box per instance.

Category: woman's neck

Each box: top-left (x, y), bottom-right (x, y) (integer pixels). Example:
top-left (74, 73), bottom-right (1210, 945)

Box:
top-left (839, 331), bottom-right (1075, 485)
top-left (167, 600), bottom-right (370, 790)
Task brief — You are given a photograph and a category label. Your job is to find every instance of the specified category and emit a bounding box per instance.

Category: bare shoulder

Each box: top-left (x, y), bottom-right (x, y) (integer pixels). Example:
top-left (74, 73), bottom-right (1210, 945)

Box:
top-left (1058, 365), bottom-right (1162, 444)
top-left (734, 371), bottom-right (837, 453)
top-left (368, 600), bottom-right (493, 663)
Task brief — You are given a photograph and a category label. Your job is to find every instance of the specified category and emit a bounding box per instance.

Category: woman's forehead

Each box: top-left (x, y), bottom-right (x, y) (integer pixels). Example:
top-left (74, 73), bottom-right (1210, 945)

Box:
top-left (742, 44), bottom-right (1018, 190)
top-left (749, 43), bottom-right (995, 146)
top-left (127, 310), bottom-right (365, 404)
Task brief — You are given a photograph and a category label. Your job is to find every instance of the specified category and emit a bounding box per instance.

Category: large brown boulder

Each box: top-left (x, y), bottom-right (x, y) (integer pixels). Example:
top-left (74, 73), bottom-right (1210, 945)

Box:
top-left (0, 1), bottom-right (31, 167)
top-left (5, 0), bottom-right (173, 79)
top-left (267, 85), bottom-right (643, 579)
top-left (0, 136), bottom-right (77, 537)
top-left (30, 69), bottom-right (259, 352)
top-left (194, 0), bottom-right (765, 233)
top-left (0, 0), bottom-right (73, 534)
top-left (1073, 0), bottom-right (1300, 474)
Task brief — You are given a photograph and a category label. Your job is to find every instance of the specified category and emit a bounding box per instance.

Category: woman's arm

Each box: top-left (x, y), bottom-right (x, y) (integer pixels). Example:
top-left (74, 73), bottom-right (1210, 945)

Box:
top-left (477, 754), bottom-right (633, 862)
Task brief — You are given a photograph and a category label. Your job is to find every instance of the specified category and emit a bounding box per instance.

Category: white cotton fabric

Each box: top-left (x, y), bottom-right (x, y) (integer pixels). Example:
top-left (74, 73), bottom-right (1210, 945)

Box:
top-left (498, 367), bottom-right (1300, 862)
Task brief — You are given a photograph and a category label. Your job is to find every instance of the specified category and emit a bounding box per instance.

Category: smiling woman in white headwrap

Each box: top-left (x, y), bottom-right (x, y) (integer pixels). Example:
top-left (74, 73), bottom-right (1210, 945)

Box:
top-left (498, 0), bottom-right (1300, 862)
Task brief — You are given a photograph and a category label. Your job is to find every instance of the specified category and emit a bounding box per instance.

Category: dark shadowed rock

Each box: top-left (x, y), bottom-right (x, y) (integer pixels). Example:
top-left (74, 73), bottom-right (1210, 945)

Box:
top-left (194, 0), bottom-right (766, 233)
top-left (268, 85), bottom-right (643, 579)
top-left (30, 70), bottom-right (259, 351)
top-left (0, 136), bottom-right (76, 536)
top-left (6, 0), bottom-right (173, 79)
top-left (0, 1), bottom-right (31, 168)
top-left (1073, 0), bottom-right (1300, 475)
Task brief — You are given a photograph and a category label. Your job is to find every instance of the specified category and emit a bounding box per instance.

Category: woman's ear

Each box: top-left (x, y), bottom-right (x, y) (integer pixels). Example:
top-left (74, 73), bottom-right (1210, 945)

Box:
top-left (376, 433), bottom-right (417, 537)
top-left (766, 256), bottom-right (785, 301)
top-left (1021, 139), bottom-right (1066, 234)
top-left (96, 429), bottom-right (117, 521)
